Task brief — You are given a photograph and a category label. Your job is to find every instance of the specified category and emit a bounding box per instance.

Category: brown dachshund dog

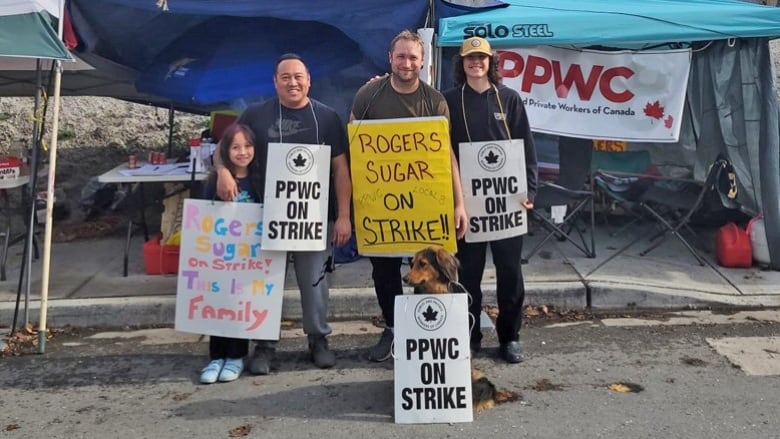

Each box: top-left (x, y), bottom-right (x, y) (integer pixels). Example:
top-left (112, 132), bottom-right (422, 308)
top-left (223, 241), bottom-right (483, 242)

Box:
top-left (403, 246), bottom-right (519, 413)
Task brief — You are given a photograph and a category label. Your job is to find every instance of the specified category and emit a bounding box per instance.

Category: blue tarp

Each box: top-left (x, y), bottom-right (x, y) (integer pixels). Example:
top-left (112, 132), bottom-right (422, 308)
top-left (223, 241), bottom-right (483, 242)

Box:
top-left (439, 0), bottom-right (780, 48)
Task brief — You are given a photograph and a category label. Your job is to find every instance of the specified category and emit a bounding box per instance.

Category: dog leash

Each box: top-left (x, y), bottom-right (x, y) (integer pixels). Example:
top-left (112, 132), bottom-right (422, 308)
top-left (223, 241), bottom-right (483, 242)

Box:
top-left (448, 279), bottom-right (478, 338)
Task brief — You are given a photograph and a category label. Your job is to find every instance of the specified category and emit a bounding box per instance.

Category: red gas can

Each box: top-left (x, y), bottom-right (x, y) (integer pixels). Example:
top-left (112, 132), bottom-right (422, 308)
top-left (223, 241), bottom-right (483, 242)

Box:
top-left (715, 222), bottom-right (752, 268)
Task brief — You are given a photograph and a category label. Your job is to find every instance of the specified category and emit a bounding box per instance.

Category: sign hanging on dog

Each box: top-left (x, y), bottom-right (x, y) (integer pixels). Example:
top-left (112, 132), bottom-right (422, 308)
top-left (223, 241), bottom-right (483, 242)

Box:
top-left (394, 294), bottom-right (473, 423)
top-left (175, 199), bottom-right (287, 340)
top-left (348, 116), bottom-right (456, 256)
top-left (459, 139), bottom-right (528, 242)
top-left (262, 143), bottom-right (331, 251)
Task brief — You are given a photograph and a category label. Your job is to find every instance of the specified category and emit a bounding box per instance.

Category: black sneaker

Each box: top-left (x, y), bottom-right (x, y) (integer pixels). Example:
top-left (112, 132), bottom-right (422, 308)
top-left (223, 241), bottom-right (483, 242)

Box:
top-left (499, 341), bottom-right (524, 364)
top-left (309, 336), bottom-right (336, 369)
top-left (367, 328), bottom-right (394, 362)
top-left (249, 344), bottom-right (275, 375)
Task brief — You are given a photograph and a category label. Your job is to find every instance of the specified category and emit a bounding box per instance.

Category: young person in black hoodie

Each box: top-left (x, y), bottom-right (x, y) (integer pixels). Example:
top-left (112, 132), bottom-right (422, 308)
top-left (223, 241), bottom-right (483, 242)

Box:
top-left (443, 37), bottom-right (539, 364)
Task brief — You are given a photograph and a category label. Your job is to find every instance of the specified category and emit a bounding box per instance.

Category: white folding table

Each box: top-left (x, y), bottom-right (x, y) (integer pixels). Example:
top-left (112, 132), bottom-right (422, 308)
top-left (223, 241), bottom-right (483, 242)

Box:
top-left (97, 162), bottom-right (208, 276)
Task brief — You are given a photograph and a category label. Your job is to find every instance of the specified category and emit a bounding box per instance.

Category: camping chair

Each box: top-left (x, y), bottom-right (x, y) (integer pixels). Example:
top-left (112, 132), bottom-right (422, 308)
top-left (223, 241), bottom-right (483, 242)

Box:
top-left (590, 150), bottom-right (653, 237)
top-left (524, 136), bottom-right (596, 260)
top-left (635, 156), bottom-right (735, 264)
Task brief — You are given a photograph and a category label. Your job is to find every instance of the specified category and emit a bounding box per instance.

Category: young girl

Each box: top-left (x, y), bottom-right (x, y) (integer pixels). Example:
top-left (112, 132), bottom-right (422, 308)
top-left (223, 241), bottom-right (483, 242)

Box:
top-left (199, 123), bottom-right (261, 384)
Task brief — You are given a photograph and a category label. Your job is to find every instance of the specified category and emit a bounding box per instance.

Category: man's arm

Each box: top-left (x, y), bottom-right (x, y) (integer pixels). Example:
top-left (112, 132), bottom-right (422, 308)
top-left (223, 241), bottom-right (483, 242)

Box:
top-left (211, 135), bottom-right (239, 201)
top-left (331, 154), bottom-right (352, 247)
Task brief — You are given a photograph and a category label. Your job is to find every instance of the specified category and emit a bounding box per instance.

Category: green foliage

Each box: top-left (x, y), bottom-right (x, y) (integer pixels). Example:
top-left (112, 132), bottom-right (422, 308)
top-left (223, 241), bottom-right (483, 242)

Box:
top-left (58, 129), bottom-right (76, 141)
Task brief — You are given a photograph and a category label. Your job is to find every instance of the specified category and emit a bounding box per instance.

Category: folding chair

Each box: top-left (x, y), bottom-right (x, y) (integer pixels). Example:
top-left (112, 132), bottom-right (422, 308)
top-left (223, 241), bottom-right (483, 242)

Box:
top-left (590, 150), bottom-right (653, 237)
top-left (524, 136), bottom-right (595, 260)
top-left (635, 157), bottom-right (733, 264)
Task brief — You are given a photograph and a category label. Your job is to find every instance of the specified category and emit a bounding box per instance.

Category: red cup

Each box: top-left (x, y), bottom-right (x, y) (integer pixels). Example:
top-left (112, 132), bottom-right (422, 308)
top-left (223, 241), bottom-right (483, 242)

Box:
top-left (128, 154), bottom-right (137, 169)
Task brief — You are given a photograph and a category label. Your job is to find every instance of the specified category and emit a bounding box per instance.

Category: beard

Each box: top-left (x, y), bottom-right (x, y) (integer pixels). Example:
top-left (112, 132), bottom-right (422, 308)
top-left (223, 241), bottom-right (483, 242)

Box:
top-left (392, 69), bottom-right (418, 83)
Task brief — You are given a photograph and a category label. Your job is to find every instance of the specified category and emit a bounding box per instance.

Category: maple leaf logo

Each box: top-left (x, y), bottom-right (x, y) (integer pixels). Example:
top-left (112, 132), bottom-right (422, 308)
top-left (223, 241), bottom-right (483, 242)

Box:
top-left (422, 305), bottom-right (438, 322)
top-left (292, 153), bottom-right (307, 167)
top-left (643, 100), bottom-right (665, 120)
top-left (483, 150), bottom-right (500, 165)
top-left (664, 114), bottom-right (674, 129)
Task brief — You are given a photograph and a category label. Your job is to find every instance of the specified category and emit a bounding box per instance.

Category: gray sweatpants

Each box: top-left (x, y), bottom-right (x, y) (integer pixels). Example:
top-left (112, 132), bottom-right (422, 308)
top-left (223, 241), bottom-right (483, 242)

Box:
top-left (256, 223), bottom-right (333, 348)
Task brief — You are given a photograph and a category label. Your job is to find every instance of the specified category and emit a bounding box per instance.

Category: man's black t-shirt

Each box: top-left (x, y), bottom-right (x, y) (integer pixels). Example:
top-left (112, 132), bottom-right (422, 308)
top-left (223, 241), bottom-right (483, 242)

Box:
top-left (236, 98), bottom-right (347, 220)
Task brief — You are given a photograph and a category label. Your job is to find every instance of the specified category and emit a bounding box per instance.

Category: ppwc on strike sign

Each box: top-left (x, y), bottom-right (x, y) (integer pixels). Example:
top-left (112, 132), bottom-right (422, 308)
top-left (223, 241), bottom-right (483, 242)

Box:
top-left (394, 294), bottom-right (473, 423)
top-left (262, 143), bottom-right (331, 251)
top-left (459, 139), bottom-right (528, 242)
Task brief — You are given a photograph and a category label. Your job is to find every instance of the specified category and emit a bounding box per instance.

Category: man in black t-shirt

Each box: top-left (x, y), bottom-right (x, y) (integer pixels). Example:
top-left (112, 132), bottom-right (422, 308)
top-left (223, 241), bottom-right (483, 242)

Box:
top-left (214, 54), bottom-right (352, 374)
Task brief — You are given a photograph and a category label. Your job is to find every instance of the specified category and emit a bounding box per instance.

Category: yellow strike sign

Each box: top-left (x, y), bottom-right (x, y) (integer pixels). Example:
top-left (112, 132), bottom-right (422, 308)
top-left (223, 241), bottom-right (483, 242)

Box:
top-left (348, 117), bottom-right (456, 256)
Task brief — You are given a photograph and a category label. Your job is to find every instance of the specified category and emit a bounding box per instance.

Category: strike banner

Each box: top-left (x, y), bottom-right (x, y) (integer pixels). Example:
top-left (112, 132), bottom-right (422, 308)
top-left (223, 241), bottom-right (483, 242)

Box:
top-left (459, 139), bottom-right (527, 242)
top-left (175, 199), bottom-right (287, 340)
top-left (394, 294), bottom-right (473, 424)
top-left (497, 46), bottom-right (691, 142)
top-left (262, 143), bottom-right (331, 251)
top-left (348, 117), bottom-right (456, 256)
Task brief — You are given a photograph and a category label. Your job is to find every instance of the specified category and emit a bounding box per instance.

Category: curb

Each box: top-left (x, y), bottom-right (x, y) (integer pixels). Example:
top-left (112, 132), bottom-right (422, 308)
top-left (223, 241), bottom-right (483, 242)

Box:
top-left (2, 281), bottom-right (778, 328)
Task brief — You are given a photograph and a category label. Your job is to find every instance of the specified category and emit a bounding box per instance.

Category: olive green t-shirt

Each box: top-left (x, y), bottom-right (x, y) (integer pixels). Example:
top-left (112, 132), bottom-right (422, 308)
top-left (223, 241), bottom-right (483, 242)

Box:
top-left (351, 76), bottom-right (450, 121)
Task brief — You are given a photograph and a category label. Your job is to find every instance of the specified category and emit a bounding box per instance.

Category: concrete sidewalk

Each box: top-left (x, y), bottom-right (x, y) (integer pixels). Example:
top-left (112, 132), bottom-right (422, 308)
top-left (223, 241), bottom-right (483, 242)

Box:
top-left (1, 222), bottom-right (779, 328)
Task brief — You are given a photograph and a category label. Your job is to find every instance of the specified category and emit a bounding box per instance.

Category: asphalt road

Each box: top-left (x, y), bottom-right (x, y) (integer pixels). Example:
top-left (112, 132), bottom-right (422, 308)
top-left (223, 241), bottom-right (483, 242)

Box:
top-left (2, 310), bottom-right (779, 439)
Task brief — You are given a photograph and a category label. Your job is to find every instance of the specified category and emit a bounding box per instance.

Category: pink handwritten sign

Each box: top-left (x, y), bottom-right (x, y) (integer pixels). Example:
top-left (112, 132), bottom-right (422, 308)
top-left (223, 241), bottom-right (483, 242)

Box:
top-left (174, 199), bottom-right (287, 340)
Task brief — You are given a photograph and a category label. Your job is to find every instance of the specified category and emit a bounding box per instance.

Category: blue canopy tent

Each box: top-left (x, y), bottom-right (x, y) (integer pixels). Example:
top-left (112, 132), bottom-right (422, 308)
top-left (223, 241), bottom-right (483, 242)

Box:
top-left (439, 0), bottom-right (780, 270)
top-left (67, 0), bottom-right (433, 116)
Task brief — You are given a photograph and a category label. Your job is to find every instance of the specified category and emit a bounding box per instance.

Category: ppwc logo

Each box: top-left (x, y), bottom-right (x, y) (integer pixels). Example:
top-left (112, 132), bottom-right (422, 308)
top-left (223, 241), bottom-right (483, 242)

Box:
top-left (285, 146), bottom-right (315, 175)
top-left (477, 143), bottom-right (506, 172)
top-left (414, 297), bottom-right (447, 331)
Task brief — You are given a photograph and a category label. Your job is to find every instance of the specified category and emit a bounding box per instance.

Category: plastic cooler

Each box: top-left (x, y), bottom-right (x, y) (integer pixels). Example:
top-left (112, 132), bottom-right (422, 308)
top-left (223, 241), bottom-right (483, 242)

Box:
top-left (143, 235), bottom-right (180, 275)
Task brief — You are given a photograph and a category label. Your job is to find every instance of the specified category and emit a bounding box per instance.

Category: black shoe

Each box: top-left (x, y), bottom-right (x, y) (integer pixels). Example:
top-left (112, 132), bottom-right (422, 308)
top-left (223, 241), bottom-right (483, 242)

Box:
top-left (499, 341), bottom-right (524, 364)
top-left (309, 336), bottom-right (336, 369)
top-left (368, 328), bottom-right (393, 362)
top-left (249, 344), bottom-right (276, 375)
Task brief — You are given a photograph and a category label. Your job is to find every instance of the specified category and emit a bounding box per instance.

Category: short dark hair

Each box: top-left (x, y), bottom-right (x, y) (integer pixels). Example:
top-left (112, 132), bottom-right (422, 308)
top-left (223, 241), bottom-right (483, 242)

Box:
top-left (451, 52), bottom-right (501, 86)
top-left (389, 30), bottom-right (425, 59)
top-left (275, 53), bottom-right (309, 75)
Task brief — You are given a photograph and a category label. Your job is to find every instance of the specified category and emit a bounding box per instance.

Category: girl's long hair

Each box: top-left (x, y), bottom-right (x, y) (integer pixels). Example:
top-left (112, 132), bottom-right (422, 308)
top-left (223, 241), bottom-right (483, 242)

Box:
top-left (216, 123), bottom-right (256, 178)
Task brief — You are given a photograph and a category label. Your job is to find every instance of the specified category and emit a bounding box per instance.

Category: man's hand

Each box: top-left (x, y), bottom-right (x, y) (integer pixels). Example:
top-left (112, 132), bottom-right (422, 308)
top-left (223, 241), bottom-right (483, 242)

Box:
top-left (366, 72), bottom-right (389, 85)
top-left (332, 216), bottom-right (352, 248)
top-left (216, 168), bottom-right (238, 201)
top-left (522, 199), bottom-right (534, 210)
top-left (454, 204), bottom-right (468, 240)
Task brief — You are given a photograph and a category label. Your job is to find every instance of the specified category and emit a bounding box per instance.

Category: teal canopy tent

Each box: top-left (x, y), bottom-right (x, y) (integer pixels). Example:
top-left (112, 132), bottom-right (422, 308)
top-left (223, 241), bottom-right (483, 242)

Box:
top-left (0, 0), bottom-right (72, 60)
top-left (438, 0), bottom-right (780, 269)
top-left (438, 0), bottom-right (780, 48)
top-left (1, 0), bottom-right (71, 351)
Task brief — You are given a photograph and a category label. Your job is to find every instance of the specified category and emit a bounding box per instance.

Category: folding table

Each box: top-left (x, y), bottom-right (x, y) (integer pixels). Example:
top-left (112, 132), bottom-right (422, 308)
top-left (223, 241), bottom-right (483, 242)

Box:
top-left (97, 162), bottom-right (208, 276)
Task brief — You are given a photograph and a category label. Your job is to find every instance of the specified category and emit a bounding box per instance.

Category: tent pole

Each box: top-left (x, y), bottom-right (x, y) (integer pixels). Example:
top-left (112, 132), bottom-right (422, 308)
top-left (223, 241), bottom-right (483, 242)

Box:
top-left (167, 103), bottom-right (174, 156)
top-left (11, 60), bottom-right (44, 334)
top-left (25, 60), bottom-right (45, 325)
top-left (38, 60), bottom-right (63, 354)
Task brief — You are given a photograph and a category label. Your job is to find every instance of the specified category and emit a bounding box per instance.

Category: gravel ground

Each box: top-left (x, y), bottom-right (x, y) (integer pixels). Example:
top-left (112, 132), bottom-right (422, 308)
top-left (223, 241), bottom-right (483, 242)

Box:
top-left (0, 97), bottom-right (208, 232)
